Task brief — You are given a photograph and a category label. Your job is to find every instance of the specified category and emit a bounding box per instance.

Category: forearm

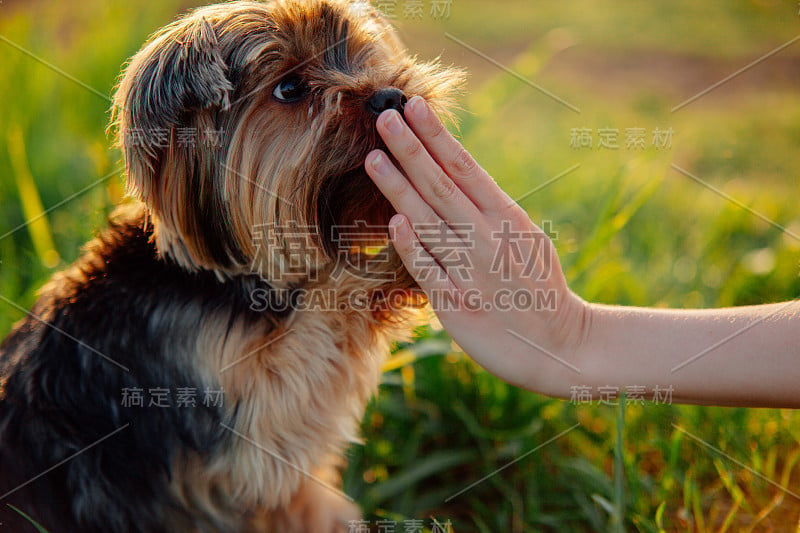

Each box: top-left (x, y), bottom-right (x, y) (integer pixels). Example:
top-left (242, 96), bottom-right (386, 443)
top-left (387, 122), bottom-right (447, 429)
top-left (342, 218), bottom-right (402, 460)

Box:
top-left (564, 301), bottom-right (800, 407)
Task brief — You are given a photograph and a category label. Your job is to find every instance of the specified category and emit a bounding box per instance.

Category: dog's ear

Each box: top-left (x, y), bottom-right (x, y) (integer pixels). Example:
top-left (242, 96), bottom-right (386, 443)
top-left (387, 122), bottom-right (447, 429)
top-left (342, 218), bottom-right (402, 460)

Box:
top-left (112, 16), bottom-right (233, 200)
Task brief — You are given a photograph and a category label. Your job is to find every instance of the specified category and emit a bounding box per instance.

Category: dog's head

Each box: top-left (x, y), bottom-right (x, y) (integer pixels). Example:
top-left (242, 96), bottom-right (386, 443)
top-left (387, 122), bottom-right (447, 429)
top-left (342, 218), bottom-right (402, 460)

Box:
top-left (112, 0), bottom-right (463, 290)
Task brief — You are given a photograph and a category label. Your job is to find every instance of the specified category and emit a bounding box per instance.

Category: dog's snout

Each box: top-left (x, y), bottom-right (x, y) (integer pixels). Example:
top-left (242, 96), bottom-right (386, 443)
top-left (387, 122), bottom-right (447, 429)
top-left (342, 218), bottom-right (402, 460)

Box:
top-left (367, 87), bottom-right (407, 115)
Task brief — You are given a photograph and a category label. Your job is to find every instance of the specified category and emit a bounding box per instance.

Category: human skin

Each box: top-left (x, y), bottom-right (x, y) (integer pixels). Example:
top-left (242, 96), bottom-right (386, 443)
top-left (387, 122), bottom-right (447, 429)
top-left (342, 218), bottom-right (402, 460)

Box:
top-left (364, 95), bottom-right (800, 408)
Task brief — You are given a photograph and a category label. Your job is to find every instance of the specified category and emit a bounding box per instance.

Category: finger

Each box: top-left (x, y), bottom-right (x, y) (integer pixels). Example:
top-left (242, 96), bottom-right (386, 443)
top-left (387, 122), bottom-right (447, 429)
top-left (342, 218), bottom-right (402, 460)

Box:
top-left (388, 214), bottom-right (463, 303)
top-left (376, 109), bottom-right (479, 225)
top-left (403, 96), bottom-right (517, 215)
top-left (366, 149), bottom-right (440, 227)
top-left (366, 150), bottom-right (473, 254)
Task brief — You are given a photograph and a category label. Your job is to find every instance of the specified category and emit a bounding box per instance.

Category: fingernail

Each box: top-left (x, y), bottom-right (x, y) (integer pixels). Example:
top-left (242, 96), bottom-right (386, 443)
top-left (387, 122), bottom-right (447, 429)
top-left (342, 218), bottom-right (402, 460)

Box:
top-left (407, 96), bottom-right (428, 120)
top-left (389, 214), bottom-right (407, 237)
top-left (384, 111), bottom-right (403, 135)
top-left (369, 151), bottom-right (390, 174)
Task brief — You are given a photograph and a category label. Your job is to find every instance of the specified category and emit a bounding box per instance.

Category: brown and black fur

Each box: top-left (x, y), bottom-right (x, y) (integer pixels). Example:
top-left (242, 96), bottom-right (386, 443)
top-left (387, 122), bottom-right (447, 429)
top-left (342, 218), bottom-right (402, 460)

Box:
top-left (0, 1), bottom-right (462, 531)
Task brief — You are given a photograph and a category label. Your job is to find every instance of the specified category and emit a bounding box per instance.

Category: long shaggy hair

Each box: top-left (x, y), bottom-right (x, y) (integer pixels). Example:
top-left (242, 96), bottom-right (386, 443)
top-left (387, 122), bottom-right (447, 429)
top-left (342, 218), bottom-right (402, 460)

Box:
top-left (0, 1), bottom-right (462, 531)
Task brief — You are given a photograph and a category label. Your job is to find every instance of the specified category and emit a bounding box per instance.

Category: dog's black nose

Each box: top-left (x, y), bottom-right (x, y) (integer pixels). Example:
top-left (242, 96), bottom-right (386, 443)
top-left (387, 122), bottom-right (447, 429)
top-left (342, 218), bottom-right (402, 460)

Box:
top-left (367, 87), bottom-right (407, 115)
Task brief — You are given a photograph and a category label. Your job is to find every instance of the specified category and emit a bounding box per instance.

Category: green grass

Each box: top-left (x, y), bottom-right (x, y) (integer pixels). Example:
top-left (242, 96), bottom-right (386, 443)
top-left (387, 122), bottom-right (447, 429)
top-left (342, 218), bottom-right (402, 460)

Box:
top-left (2, 1), bottom-right (800, 531)
top-left (7, 504), bottom-right (50, 532)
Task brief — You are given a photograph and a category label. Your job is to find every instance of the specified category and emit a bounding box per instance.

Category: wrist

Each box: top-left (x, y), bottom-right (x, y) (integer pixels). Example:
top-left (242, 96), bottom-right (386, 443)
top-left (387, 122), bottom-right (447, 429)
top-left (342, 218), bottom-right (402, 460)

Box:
top-left (552, 289), bottom-right (593, 356)
top-left (529, 291), bottom-right (594, 398)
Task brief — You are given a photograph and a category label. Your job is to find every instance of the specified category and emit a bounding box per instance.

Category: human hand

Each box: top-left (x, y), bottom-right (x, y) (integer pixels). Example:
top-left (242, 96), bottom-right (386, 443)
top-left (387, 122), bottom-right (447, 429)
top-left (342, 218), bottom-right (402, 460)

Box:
top-left (364, 96), bottom-right (588, 393)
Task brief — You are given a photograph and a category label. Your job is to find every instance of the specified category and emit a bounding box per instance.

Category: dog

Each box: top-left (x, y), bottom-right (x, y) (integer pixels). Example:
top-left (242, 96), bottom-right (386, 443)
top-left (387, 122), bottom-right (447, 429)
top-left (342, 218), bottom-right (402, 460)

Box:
top-left (0, 1), bottom-right (462, 531)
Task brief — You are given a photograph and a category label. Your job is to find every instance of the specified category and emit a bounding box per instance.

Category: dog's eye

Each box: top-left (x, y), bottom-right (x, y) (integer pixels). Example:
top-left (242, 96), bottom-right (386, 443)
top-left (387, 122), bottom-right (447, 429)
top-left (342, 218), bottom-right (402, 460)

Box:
top-left (272, 75), bottom-right (307, 103)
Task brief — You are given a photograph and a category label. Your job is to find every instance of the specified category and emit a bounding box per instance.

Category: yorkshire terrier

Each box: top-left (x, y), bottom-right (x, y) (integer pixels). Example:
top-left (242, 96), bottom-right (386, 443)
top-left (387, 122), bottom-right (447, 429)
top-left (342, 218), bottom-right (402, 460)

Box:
top-left (0, 0), bottom-right (462, 531)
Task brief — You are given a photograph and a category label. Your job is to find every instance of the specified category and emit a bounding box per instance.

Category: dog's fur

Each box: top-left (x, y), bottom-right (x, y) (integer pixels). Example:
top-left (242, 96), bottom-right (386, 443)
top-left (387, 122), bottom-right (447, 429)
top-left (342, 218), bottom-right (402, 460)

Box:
top-left (0, 1), bottom-right (461, 531)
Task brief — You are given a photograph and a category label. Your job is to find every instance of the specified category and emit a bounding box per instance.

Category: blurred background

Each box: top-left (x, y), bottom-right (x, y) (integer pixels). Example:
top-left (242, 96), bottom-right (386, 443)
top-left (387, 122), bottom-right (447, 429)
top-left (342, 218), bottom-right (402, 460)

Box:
top-left (1, 0), bottom-right (799, 531)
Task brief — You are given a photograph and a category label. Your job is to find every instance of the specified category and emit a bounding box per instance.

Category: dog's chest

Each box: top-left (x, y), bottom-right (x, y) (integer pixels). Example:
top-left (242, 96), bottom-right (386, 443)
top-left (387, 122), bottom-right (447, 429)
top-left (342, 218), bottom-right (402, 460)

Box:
top-left (171, 308), bottom-right (391, 517)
